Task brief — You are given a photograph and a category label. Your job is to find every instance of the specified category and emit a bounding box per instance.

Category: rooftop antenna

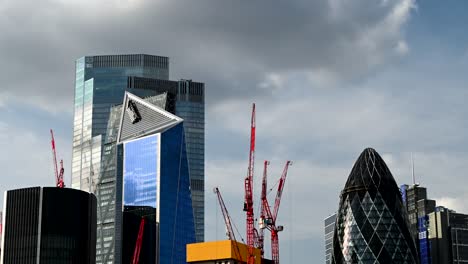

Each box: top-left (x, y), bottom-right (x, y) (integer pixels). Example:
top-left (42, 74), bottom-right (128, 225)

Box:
top-left (411, 152), bottom-right (416, 185)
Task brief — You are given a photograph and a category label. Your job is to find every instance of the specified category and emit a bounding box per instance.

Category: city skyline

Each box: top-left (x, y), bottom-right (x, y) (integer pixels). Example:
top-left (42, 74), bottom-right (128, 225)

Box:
top-left (1, 0), bottom-right (468, 263)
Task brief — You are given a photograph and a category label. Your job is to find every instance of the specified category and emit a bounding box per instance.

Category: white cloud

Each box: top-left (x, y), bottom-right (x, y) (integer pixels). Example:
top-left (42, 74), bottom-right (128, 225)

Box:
top-left (396, 40), bottom-right (410, 55)
top-left (258, 73), bottom-right (285, 93)
top-left (435, 197), bottom-right (468, 213)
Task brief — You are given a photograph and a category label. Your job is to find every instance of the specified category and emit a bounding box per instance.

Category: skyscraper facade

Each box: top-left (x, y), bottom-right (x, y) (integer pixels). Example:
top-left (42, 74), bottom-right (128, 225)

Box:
top-left (127, 77), bottom-right (205, 242)
top-left (0, 187), bottom-right (97, 263)
top-left (426, 207), bottom-right (468, 264)
top-left (72, 54), bottom-right (169, 192)
top-left (401, 184), bottom-right (436, 238)
top-left (401, 184), bottom-right (436, 264)
top-left (115, 92), bottom-right (195, 264)
top-left (0, 211), bottom-right (2, 257)
top-left (72, 55), bottom-right (205, 263)
top-left (331, 148), bottom-right (418, 263)
top-left (324, 213), bottom-right (336, 264)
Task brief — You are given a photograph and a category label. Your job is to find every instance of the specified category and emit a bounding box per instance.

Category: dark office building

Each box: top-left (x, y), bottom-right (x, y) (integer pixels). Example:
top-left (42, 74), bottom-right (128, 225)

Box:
top-left (72, 54), bottom-right (205, 263)
top-left (0, 211), bottom-right (2, 257)
top-left (331, 148), bottom-right (418, 263)
top-left (401, 184), bottom-right (436, 264)
top-left (121, 206), bottom-right (158, 264)
top-left (425, 207), bottom-right (468, 264)
top-left (401, 184), bottom-right (436, 237)
top-left (0, 187), bottom-right (96, 263)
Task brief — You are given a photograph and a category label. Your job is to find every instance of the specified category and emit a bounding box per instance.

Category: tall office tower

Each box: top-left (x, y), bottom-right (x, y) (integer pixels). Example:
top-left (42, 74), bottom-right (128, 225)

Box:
top-left (401, 184), bottom-right (436, 237)
top-left (97, 93), bottom-right (169, 263)
top-left (72, 54), bottom-right (169, 192)
top-left (115, 92), bottom-right (195, 264)
top-left (324, 213), bottom-right (336, 264)
top-left (331, 148), bottom-right (418, 263)
top-left (0, 187), bottom-right (97, 263)
top-left (72, 55), bottom-right (205, 263)
top-left (401, 183), bottom-right (436, 264)
top-left (127, 77), bottom-right (205, 242)
top-left (425, 206), bottom-right (468, 264)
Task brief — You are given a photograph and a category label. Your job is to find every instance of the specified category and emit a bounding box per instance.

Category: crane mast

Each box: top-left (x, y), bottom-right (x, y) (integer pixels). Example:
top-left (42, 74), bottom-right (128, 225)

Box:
top-left (244, 104), bottom-right (256, 264)
top-left (260, 161), bottom-right (292, 264)
top-left (132, 218), bottom-right (145, 264)
top-left (214, 187), bottom-right (242, 260)
top-left (50, 129), bottom-right (65, 188)
top-left (214, 187), bottom-right (237, 241)
top-left (258, 160), bottom-right (270, 257)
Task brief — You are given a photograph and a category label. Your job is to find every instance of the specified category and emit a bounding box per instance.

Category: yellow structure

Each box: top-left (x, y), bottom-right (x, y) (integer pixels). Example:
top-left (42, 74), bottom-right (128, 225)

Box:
top-left (187, 240), bottom-right (262, 264)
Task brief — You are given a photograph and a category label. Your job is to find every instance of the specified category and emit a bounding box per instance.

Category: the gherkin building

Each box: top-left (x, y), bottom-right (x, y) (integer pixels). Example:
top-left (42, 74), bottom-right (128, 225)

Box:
top-left (331, 148), bottom-right (418, 264)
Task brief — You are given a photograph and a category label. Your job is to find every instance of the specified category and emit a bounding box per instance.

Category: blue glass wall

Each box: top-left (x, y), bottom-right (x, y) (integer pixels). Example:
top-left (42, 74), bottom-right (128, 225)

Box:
top-left (418, 216), bottom-right (431, 264)
top-left (118, 124), bottom-right (195, 264)
top-left (159, 123), bottom-right (196, 264)
top-left (400, 184), bottom-right (408, 205)
top-left (123, 135), bottom-right (159, 208)
top-left (175, 99), bottom-right (205, 242)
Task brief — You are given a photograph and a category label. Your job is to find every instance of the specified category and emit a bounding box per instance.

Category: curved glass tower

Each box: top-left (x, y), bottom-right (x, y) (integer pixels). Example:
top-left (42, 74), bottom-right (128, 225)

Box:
top-left (331, 148), bottom-right (418, 264)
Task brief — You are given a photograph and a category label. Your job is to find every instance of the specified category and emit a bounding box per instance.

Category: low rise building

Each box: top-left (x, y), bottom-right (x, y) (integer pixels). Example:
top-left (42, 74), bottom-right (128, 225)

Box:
top-left (187, 240), bottom-right (272, 264)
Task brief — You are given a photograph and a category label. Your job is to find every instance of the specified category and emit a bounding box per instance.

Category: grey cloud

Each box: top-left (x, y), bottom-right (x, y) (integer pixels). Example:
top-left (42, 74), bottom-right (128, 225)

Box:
top-left (0, 0), bottom-right (415, 112)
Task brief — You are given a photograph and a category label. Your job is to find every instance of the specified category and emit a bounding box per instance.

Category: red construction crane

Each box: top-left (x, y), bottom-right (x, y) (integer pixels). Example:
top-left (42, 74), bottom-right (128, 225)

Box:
top-left (50, 129), bottom-right (65, 188)
top-left (214, 187), bottom-right (242, 260)
top-left (261, 161), bottom-right (292, 264)
top-left (258, 160), bottom-right (270, 257)
top-left (243, 104), bottom-right (256, 264)
top-left (132, 218), bottom-right (145, 264)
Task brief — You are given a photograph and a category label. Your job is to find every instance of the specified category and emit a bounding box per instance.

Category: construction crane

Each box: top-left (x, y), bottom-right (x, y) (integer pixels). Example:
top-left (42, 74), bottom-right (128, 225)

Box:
top-left (50, 129), bottom-right (65, 188)
top-left (243, 103), bottom-right (256, 264)
top-left (258, 160), bottom-right (270, 257)
top-left (214, 187), bottom-right (242, 260)
top-left (132, 218), bottom-right (145, 264)
top-left (260, 161), bottom-right (292, 264)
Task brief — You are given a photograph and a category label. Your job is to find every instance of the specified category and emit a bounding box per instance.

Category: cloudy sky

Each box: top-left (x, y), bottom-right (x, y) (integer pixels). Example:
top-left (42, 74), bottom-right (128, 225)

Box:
top-left (1, 0), bottom-right (468, 262)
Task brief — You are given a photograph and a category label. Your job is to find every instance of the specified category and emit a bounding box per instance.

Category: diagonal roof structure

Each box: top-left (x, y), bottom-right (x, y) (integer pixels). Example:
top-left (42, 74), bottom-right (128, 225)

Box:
top-left (117, 92), bottom-right (183, 143)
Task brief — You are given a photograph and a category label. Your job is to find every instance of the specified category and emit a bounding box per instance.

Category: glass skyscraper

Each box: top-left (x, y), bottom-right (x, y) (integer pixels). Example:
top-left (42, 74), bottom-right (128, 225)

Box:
top-left (331, 148), bottom-right (418, 264)
top-left (115, 92), bottom-right (195, 264)
top-left (72, 54), bottom-right (204, 263)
